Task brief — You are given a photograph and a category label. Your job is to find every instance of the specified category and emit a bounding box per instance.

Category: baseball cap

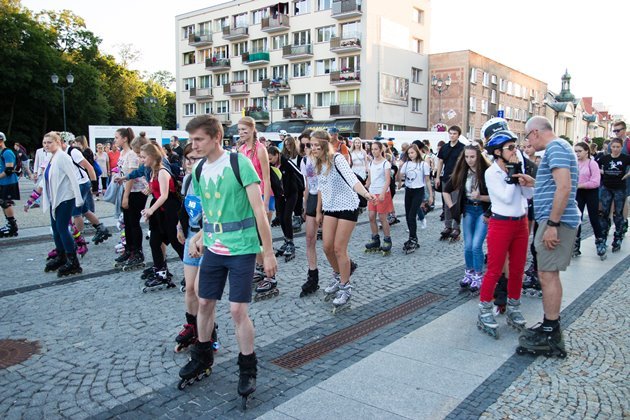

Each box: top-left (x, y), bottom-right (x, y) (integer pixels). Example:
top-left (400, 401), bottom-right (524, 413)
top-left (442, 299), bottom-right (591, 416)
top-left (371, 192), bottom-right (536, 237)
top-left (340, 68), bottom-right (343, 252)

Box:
top-left (328, 127), bottom-right (339, 134)
top-left (0, 132), bottom-right (6, 141)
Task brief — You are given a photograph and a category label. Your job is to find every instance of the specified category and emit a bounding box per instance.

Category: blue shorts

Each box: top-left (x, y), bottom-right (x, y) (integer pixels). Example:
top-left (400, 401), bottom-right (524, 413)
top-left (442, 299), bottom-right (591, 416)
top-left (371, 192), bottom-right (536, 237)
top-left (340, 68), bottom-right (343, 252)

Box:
top-left (72, 182), bottom-right (95, 216)
top-left (183, 230), bottom-right (202, 267)
top-left (198, 250), bottom-right (256, 303)
top-left (262, 195), bottom-right (275, 212)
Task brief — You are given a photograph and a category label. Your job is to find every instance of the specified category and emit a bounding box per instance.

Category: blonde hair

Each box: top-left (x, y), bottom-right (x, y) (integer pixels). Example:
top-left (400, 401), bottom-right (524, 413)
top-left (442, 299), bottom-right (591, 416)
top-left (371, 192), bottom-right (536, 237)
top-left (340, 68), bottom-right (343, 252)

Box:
top-left (238, 116), bottom-right (258, 144)
top-left (311, 130), bottom-right (334, 175)
top-left (350, 138), bottom-right (363, 152)
top-left (141, 143), bottom-right (164, 175)
top-left (130, 135), bottom-right (149, 154)
top-left (44, 131), bottom-right (62, 144)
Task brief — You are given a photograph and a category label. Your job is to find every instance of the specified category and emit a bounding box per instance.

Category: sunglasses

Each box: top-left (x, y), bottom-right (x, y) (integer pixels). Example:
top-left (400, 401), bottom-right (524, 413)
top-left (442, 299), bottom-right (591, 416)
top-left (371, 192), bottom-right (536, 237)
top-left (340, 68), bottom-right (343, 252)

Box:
top-left (612, 129), bottom-right (623, 133)
top-left (502, 144), bottom-right (517, 151)
top-left (305, 143), bottom-right (311, 149)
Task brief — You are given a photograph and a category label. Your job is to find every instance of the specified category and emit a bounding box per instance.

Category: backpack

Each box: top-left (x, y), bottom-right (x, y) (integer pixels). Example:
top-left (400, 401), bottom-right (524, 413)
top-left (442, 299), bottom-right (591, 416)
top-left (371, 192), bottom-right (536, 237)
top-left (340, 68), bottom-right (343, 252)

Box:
top-left (194, 152), bottom-right (243, 187)
top-left (1, 148), bottom-right (22, 177)
top-left (67, 146), bottom-right (89, 179)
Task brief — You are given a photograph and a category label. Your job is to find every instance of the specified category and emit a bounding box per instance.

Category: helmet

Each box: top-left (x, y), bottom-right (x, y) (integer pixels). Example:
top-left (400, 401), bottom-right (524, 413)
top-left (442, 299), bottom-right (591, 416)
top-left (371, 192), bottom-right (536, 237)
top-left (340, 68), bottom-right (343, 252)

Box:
top-left (279, 130), bottom-right (288, 136)
top-left (485, 129), bottom-right (518, 155)
top-left (481, 117), bottom-right (509, 141)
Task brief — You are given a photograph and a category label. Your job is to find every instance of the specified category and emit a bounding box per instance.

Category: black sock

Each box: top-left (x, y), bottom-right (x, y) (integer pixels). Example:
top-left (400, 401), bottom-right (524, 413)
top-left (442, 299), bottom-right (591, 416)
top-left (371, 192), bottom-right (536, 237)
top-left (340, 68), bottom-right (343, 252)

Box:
top-left (543, 316), bottom-right (560, 329)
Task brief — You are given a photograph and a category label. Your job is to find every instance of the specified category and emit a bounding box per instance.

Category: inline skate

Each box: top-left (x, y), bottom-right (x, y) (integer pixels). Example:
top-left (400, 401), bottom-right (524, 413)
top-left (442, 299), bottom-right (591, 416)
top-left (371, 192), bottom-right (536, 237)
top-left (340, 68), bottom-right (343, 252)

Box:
top-left (387, 213), bottom-right (400, 226)
top-left (175, 313), bottom-right (198, 353)
top-left (449, 227), bottom-right (461, 242)
top-left (324, 273), bottom-right (341, 302)
top-left (611, 232), bottom-right (623, 253)
top-left (237, 352), bottom-right (257, 410)
top-left (0, 218), bottom-right (18, 238)
top-left (252, 263), bottom-right (266, 284)
top-left (114, 250), bottom-right (131, 268)
top-left (332, 282), bottom-right (352, 314)
top-left (364, 234), bottom-right (381, 253)
top-left (45, 251), bottom-right (66, 273)
top-left (121, 252), bottom-right (145, 271)
top-left (274, 240), bottom-right (289, 257)
top-left (623, 219), bottom-right (628, 236)
top-left (292, 215), bottom-right (303, 233)
top-left (300, 268), bottom-right (320, 297)
top-left (493, 274), bottom-right (508, 315)
top-left (47, 248), bottom-right (59, 260)
top-left (283, 240), bottom-right (296, 262)
top-left (177, 341), bottom-right (214, 390)
top-left (459, 269), bottom-right (474, 291)
top-left (439, 227), bottom-right (452, 241)
top-left (477, 301), bottom-right (498, 339)
top-left (468, 272), bottom-right (482, 295)
top-left (505, 298), bottom-right (527, 330)
top-left (317, 228), bottom-right (322, 240)
top-left (57, 253), bottom-right (82, 278)
top-left (72, 226), bottom-right (88, 258)
top-left (516, 322), bottom-right (567, 358)
top-left (180, 278), bottom-right (186, 293)
top-left (142, 267), bottom-right (176, 292)
top-left (92, 223), bottom-right (112, 245)
top-left (380, 236), bottom-right (392, 256)
top-left (402, 237), bottom-right (419, 254)
top-left (140, 266), bottom-right (154, 280)
top-left (572, 237), bottom-right (581, 258)
top-left (595, 238), bottom-right (607, 261)
top-left (254, 276), bottom-right (279, 301)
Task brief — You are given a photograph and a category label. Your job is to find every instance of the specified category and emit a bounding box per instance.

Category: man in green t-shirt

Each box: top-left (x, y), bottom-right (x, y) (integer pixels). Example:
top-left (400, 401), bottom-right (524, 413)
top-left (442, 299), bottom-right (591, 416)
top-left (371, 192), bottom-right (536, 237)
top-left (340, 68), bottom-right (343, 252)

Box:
top-left (178, 115), bottom-right (277, 406)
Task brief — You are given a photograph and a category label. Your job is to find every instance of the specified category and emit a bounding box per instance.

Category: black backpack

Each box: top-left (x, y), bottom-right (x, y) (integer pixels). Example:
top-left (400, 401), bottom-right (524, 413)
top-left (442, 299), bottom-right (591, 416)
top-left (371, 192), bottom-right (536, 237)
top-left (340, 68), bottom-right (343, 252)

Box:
top-left (194, 152), bottom-right (243, 187)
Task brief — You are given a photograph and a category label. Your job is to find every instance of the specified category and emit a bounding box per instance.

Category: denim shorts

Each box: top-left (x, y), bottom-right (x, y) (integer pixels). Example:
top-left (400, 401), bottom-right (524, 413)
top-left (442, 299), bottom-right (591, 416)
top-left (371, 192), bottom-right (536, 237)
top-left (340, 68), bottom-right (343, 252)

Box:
top-left (183, 230), bottom-right (202, 267)
top-left (198, 249), bottom-right (256, 303)
top-left (72, 182), bottom-right (95, 216)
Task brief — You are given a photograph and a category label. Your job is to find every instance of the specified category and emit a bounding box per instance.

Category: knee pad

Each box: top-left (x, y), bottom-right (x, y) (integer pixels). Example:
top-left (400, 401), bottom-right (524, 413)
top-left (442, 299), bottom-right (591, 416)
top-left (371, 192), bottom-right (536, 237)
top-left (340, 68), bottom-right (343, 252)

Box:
top-left (0, 199), bottom-right (14, 209)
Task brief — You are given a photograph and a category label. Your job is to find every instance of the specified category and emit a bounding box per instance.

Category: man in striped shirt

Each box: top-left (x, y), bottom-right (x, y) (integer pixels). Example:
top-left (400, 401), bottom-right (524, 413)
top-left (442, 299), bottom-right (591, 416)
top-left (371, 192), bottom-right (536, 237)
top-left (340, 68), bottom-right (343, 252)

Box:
top-left (513, 116), bottom-right (578, 358)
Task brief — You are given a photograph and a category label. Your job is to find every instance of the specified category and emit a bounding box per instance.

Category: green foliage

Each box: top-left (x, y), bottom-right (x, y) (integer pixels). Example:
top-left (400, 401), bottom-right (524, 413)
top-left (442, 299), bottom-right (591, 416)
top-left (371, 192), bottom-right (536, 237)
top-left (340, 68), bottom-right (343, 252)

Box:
top-left (0, 1), bottom-right (175, 150)
top-left (591, 137), bottom-right (605, 150)
top-left (559, 135), bottom-right (571, 144)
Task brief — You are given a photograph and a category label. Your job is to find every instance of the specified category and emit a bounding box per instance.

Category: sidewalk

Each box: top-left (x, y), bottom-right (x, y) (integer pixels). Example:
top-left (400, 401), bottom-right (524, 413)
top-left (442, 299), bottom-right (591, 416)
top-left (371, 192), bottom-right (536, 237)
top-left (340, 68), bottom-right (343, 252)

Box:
top-left (259, 239), bottom-right (629, 419)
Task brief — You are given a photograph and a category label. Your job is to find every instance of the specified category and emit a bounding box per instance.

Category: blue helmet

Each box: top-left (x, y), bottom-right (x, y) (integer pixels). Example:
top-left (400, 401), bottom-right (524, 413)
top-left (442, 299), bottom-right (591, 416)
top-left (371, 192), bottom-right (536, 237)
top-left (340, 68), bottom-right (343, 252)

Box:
top-left (486, 130), bottom-right (518, 156)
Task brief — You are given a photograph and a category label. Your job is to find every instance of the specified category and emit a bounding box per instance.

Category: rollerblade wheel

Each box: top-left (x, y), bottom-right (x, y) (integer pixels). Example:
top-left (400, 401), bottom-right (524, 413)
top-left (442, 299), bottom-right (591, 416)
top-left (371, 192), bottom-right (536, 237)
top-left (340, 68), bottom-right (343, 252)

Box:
top-left (174, 343), bottom-right (185, 353)
top-left (180, 285), bottom-right (186, 293)
top-left (516, 346), bottom-right (528, 355)
top-left (142, 287), bottom-right (148, 293)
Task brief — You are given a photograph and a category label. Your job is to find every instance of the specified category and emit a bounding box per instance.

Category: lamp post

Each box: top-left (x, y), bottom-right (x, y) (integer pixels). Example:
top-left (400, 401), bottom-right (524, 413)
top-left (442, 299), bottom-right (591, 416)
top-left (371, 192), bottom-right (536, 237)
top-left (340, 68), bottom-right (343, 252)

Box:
top-left (51, 73), bottom-right (74, 132)
top-left (431, 74), bottom-right (451, 123)
top-left (263, 87), bottom-right (280, 125)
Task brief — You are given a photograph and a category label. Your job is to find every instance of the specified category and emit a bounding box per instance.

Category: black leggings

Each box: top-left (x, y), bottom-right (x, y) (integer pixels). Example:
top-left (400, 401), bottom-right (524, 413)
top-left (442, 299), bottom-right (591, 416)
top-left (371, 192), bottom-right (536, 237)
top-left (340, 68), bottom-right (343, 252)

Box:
top-left (123, 192), bottom-right (147, 254)
top-left (276, 193), bottom-right (298, 240)
top-left (293, 187), bottom-right (304, 217)
top-left (404, 187), bottom-right (424, 239)
top-left (148, 196), bottom-right (184, 268)
top-left (576, 188), bottom-right (603, 240)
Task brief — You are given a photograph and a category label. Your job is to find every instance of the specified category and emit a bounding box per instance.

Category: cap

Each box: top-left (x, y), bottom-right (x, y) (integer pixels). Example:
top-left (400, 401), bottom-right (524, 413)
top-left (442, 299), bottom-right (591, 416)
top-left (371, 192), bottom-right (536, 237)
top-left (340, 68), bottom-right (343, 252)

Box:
top-left (279, 130), bottom-right (288, 136)
top-left (0, 132), bottom-right (5, 141)
top-left (328, 127), bottom-right (339, 134)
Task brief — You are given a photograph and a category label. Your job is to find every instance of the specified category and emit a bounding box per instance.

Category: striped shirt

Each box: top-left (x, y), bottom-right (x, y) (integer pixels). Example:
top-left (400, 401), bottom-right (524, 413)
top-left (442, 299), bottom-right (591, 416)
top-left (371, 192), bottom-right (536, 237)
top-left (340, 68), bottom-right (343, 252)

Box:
top-left (534, 139), bottom-right (580, 228)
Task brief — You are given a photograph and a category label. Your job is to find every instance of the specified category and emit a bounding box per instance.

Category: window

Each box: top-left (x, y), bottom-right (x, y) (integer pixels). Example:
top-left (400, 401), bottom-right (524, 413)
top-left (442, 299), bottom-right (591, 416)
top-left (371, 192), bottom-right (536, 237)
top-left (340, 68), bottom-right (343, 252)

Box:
top-left (470, 68), bottom-right (477, 84)
top-left (469, 97), bottom-right (476, 112)
top-left (274, 95), bottom-right (289, 110)
top-left (481, 99), bottom-right (488, 115)
top-left (412, 67), bottom-right (423, 84)
top-left (340, 21), bottom-right (360, 39)
top-left (505, 106), bottom-right (512, 119)
top-left (529, 102), bottom-right (534, 113)
top-left (233, 41), bottom-right (248, 56)
top-left (293, 93), bottom-right (310, 107)
top-left (251, 68), bottom-right (268, 82)
top-left (491, 74), bottom-right (497, 84)
top-left (491, 89), bottom-right (497, 104)
top-left (338, 89), bottom-right (359, 104)
top-left (233, 13), bottom-right (247, 28)
top-left (411, 38), bottom-right (424, 54)
top-left (317, 25), bottom-right (336, 42)
top-left (272, 34), bottom-right (288, 50)
top-left (293, 0), bottom-right (310, 15)
top-left (199, 75), bottom-right (211, 89)
top-left (317, 0), bottom-right (332, 10)
top-left (499, 78), bottom-right (506, 92)
top-left (215, 73), bottom-right (229, 87)
top-left (183, 52), bottom-right (196, 65)
top-left (272, 64), bottom-right (289, 79)
top-left (339, 55), bottom-right (360, 70)
top-left (214, 17), bottom-right (228, 32)
top-left (316, 91), bottom-right (335, 107)
top-left (233, 70), bottom-right (247, 82)
top-left (198, 48), bottom-right (212, 62)
top-left (292, 61), bottom-right (311, 78)
top-left (232, 99), bottom-right (247, 113)
top-left (293, 30), bottom-right (311, 46)
top-left (413, 8), bottom-right (424, 24)
top-left (183, 77), bottom-right (195, 90)
top-left (507, 81), bottom-right (513, 95)
top-left (522, 86), bottom-right (528, 98)
top-left (251, 9), bottom-right (267, 25)
top-left (182, 25), bottom-right (194, 39)
top-left (315, 58), bottom-right (336, 75)
top-left (482, 72), bottom-right (489, 87)
top-left (251, 97), bottom-right (266, 108)
top-left (215, 100), bottom-right (229, 114)
top-left (199, 21), bottom-right (211, 35)
top-left (514, 83), bottom-right (520, 97)
top-left (251, 38), bottom-right (268, 53)
top-left (200, 102), bottom-right (212, 114)
top-left (213, 45), bottom-right (229, 59)
top-left (411, 98), bottom-right (421, 113)
top-left (184, 103), bottom-right (196, 116)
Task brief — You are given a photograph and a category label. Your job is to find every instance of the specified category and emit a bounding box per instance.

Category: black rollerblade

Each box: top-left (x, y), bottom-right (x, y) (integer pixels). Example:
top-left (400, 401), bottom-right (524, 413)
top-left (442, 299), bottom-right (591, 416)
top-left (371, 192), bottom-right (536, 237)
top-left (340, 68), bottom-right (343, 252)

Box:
top-left (493, 274), bottom-right (508, 316)
top-left (252, 263), bottom-right (266, 284)
top-left (623, 219), bottom-right (629, 236)
top-left (142, 267), bottom-right (176, 292)
top-left (140, 266), bottom-right (154, 280)
top-left (350, 259), bottom-right (357, 275)
top-left (611, 232), bottom-right (622, 253)
top-left (380, 236), bottom-right (392, 256)
top-left (114, 250), bottom-right (131, 269)
top-left (57, 253), bottom-right (82, 278)
top-left (92, 223), bottom-right (112, 245)
top-left (121, 252), bottom-right (145, 271)
top-left (292, 215), bottom-right (303, 233)
top-left (439, 227), bottom-right (452, 241)
top-left (387, 213), bottom-right (400, 226)
top-left (254, 276), bottom-right (279, 301)
top-left (0, 218), bottom-right (18, 238)
top-left (175, 313), bottom-right (197, 353)
top-left (449, 227), bottom-right (461, 242)
top-left (595, 238), bottom-right (607, 261)
top-left (572, 237), bottom-right (581, 258)
top-left (522, 268), bottom-right (542, 298)
top-left (477, 301), bottom-right (498, 339)
top-left (45, 251), bottom-right (66, 273)
top-left (271, 217), bottom-right (280, 227)
top-left (237, 352), bottom-right (257, 410)
top-left (402, 237), bottom-right (419, 254)
top-left (180, 278), bottom-right (186, 293)
top-left (283, 241), bottom-right (295, 262)
top-left (177, 341), bottom-right (214, 390)
top-left (364, 234), bottom-right (380, 253)
top-left (300, 268), bottom-right (320, 297)
top-left (274, 240), bottom-right (288, 257)
top-left (516, 322), bottom-right (567, 358)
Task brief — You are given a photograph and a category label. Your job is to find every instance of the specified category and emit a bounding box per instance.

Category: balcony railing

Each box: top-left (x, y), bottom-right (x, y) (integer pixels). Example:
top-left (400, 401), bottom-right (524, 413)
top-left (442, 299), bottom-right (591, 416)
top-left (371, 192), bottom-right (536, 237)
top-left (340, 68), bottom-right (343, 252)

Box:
top-left (262, 78), bottom-right (290, 91)
top-left (244, 108), bottom-right (270, 121)
top-left (223, 81), bottom-right (249, 96)
top-left (222, 26), bottom-right (249, 41)
top-left (188, 33), bottom-right (213, 47)
top-left (330, 35), bottom-right (361, 52)
top-left (241, 51), bottom-right (270, 66)
top-left (282, 44), bottom-right (313, 60)
top-left (189, 87), bottom-right (213, 99)
top-left (330, 68), bottom-right (361, 86)
top-left (283, 106), bottom-right (312, 120)
top-left (261, 14), bottom-right (290, 33)
top-left (205, 57), bottom-right (231, 72)
top-left (330, 103), bottom-right (361, 118)
top-left (214, 113), bottom-right (231, 124)
top-left (332, 0), bottom-right (362, 19)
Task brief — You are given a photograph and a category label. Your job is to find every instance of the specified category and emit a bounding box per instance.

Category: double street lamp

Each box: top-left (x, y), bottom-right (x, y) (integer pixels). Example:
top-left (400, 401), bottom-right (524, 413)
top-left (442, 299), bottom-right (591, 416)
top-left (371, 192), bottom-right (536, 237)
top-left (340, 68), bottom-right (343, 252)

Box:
top-left (51, 73), bottom-right (74, 132)
top-left (431, 74), bottom-right (451, 123)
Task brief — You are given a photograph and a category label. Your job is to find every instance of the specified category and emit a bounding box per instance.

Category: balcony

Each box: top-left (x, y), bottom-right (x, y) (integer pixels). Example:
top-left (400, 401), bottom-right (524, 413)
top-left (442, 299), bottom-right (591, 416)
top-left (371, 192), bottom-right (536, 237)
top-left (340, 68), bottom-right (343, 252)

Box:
top-left (282, 44), bottom-right (313, 60)
top-left (283, 106), bottom-right (312, 120)
top-left (222, 26), bottom-right (249, 41)
top-left (188, 33), bottom-right (213, 47)
top-left (205, 57), bottom-right (231, 72)
top-left (330, 35), bottom-right (361, 53)
top-left (189, 87), bottom-right (213, 99)
top-left (330, 69), bottom-right (361, 86)
top-left (262, 78), bottom-right (290, 92)
top-left (215, 113), bottom-right (231, 124)
top-left (241, 51), bottom-right (270, 66)
top-left (223, 81), bottom-right (249, 96)
top-left (261, 14), bottom-right (290, 33)
top-left (244, 107), bottom-right (270, 122)
top-left (331, 0), bottom-right (362, 19)
top-left (330, 103), bottom-right (361, 118)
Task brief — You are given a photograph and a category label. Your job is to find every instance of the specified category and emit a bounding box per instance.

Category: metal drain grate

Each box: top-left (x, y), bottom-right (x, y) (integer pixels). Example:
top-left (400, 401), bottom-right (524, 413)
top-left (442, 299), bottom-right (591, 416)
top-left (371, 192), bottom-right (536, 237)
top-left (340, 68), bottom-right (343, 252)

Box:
top-left (0, 339), bottom-right (40, 369)
top-left (272, 293), bottom-right (442, 370)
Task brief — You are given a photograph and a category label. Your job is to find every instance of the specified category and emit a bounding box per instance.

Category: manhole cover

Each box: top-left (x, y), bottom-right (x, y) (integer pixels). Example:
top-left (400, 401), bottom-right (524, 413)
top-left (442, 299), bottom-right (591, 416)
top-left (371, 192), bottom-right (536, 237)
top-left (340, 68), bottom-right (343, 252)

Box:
top-left (0, 339), bottom-right (40, 369)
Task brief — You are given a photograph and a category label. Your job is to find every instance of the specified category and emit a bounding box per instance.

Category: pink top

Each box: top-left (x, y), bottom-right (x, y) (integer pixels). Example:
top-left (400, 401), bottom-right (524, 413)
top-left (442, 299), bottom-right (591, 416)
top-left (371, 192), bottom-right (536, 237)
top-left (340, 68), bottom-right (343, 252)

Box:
top-left (238, 140), bottom-right (268, 195)
top-left (578, 158), bottom-right (600, 189)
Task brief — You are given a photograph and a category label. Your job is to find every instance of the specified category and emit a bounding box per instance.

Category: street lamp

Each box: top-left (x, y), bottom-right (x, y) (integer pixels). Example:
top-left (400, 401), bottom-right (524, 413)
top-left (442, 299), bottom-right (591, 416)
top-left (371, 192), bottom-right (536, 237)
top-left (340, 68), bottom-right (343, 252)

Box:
top-left (51, 73), bottom-right (74, 132)
top-left (263, 87), bottom-right (280, 125)
top-left (431, 74), bottom-right (451, 123)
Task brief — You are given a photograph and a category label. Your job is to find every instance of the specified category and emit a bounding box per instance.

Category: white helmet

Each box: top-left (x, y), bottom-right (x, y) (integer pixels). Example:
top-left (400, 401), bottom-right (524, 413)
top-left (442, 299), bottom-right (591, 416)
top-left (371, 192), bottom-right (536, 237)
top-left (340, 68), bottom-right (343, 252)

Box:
top-left (481, 117), bottom-right (509, 141)
top-left (279, 130), bottom-right (288, 136)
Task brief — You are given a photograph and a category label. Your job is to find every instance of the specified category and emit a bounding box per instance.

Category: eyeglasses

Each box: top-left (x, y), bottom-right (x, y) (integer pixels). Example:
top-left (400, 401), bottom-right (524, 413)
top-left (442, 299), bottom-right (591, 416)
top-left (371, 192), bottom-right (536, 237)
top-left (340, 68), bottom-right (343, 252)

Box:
top-left (502, 144), bottom-right (517, 151)
top-left (305, 143), bottom-right (312, 149)
top-left (525, 129), bottom-right (536, 140)
top-left (612, 129), bottom-right (623, 133)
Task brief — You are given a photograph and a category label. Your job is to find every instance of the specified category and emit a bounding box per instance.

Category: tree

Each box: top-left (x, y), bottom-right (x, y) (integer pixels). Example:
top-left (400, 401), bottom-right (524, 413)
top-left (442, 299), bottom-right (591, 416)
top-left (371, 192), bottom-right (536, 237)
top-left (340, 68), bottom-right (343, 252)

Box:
top-left (149, 70), bottom-right (176, 90)
top-left (115, 43), bottom-right (141, 69)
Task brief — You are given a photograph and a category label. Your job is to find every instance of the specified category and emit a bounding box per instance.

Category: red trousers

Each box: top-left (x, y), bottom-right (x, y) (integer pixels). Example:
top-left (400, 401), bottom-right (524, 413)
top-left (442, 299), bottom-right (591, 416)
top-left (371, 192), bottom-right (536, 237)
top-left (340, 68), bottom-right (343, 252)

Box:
top-left (479, 217), bottom-right (529, 302)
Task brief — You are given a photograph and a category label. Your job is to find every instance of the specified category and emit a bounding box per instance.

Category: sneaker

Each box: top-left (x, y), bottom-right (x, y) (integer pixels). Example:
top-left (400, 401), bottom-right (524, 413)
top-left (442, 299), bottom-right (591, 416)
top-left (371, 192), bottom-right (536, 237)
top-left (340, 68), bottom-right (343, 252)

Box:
top-left (420, 219), bottom-right (427, 229)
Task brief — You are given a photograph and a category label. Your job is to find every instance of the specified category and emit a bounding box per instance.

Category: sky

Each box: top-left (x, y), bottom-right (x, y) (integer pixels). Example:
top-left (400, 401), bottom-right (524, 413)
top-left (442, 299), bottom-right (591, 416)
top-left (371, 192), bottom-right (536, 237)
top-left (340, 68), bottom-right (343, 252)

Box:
top-left (21, 0), bottom-right (630, 119)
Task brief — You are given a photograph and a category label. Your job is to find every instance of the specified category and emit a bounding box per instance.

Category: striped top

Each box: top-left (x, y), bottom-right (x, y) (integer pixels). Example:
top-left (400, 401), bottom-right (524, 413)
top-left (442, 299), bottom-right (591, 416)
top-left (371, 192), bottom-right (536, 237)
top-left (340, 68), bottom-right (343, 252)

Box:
top-left (534, 139), bottom-right (580, 228)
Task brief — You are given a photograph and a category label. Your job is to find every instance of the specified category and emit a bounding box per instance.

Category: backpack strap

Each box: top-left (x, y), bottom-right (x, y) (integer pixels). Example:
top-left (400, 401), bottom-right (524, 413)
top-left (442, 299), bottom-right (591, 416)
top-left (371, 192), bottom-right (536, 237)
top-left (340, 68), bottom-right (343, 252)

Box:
top-left (67, 146), bottom-right (87, 179)
top-left (194, 153), bottom-right (243, 188)
top-left (333, 153), bottom-right (353, 190)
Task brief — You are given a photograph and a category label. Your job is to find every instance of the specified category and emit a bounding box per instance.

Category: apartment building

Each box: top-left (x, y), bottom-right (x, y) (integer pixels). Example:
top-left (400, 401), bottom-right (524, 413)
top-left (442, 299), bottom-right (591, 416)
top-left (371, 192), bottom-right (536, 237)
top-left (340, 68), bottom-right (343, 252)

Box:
top-left (428, 50), bottom-right (548, 141)
top-left (175, 0), bottom-right (431, 139)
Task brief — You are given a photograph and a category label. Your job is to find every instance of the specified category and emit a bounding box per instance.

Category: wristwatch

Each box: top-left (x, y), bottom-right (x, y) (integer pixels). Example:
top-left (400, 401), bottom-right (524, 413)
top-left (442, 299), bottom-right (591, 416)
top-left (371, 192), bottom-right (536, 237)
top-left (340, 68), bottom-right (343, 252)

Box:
top-left (546, 220), bottom-right (560, 227)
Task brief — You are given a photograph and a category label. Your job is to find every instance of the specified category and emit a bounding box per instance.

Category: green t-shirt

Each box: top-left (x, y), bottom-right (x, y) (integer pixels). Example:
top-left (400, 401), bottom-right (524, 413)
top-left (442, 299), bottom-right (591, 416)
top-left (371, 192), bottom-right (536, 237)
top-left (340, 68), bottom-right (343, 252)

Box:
top-left (192, 151), bottom-right (261, 256)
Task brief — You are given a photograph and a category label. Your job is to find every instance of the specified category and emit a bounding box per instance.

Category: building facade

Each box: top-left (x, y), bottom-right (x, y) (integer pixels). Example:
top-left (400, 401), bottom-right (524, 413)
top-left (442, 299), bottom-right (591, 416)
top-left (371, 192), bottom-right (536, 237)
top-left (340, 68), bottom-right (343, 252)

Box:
top-left (175, 0), bottom-right (431, 139)
top-left (428, 50), bottom-right (548, 141)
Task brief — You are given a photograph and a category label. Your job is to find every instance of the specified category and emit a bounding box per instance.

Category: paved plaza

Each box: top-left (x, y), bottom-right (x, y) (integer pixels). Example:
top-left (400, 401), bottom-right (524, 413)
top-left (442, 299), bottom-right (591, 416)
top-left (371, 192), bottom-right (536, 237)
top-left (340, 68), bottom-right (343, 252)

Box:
top-left (0, 180), bottom-right (628, 419)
